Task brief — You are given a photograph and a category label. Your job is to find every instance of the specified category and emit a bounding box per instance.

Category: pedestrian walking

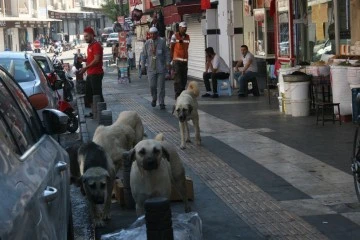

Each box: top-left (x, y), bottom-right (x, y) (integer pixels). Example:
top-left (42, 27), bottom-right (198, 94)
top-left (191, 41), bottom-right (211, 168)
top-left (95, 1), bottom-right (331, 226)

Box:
top-left (112, 43), bottom-right (119, 63)
top-left (126, 34), bottom-right (132, 49)
top-left (170, 21), bottom-right (190, 99)
top-left (141, 27), bottom-right (170, 110)
top-left (201, 47), bottom-right (230, 98)
top-left (127, 47), bottom-right (134, 70)
top-left (79, 26), bottom-right (104, 117)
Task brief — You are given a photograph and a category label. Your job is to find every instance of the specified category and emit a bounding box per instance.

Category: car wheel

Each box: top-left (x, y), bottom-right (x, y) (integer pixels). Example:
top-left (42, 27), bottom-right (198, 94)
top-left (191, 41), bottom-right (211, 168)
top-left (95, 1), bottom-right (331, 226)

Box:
top-left (67, 205), bottom-right (74, 240)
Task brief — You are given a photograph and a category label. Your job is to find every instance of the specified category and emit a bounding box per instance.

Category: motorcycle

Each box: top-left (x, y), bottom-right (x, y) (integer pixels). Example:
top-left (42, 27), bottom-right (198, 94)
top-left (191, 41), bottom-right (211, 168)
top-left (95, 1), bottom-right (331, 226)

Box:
top-left (47, 63), bottom-right (78, 133)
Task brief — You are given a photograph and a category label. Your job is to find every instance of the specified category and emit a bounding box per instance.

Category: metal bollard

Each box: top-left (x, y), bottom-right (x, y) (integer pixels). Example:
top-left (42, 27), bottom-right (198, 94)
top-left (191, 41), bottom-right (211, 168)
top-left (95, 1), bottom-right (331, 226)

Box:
top-left (144, 197), bottom-right (174, 240)
top-left (92, 95), bottom-right (101, 120)
top-left (122, 156), bottom-right (136, 209)
top-left (97, 102), bottom-right (107, 123)
top-left (98, 110), bottom-right (112, 126)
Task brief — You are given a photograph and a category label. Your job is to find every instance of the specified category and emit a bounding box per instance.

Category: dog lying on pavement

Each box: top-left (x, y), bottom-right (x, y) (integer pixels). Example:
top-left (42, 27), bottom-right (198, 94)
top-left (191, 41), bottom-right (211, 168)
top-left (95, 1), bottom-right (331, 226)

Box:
top-left (173, 81), bottom-right (201, 149)
top-left (123, 133), bottom-right (191, 216)
top-left (93, 111), bottom-right (144, 173)
top-left (78, 141), bottom-right (115, 227)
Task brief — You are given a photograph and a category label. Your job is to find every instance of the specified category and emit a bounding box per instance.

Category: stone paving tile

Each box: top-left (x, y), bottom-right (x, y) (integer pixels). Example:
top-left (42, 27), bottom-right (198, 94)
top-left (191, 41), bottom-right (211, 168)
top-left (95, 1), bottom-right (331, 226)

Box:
top-left (104, 94), bottom-right (327, 239)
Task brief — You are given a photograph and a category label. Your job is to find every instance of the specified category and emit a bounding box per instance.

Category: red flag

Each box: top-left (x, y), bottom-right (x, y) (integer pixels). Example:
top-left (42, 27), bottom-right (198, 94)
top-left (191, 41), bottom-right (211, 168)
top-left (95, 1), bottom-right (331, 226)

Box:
top-left (201, 0), bottom-right (211, 10)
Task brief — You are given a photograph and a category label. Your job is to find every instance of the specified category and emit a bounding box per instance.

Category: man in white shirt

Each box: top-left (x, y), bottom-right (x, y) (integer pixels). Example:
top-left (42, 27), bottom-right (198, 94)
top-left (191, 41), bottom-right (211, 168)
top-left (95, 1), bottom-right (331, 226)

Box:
top-left (234, 45), bottom-right (258, 97)
top-left (202, 47), bottom-right (230, 98)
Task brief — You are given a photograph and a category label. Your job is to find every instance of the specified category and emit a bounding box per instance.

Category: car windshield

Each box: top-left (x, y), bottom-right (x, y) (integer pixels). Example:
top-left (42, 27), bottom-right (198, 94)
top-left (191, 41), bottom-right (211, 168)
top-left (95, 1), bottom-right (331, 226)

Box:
top-left (109, 33), bottom-right (118, 38)
top-left (0, 59), bottom-right (36, 82)
top-left (103, 28), bottom-right (113, 34)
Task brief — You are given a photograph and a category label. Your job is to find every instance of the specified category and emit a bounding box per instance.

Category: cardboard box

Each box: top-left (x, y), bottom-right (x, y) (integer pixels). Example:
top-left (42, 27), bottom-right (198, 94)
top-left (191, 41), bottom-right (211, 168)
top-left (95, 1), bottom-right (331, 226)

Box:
top-left (170, 176), bottom-right (194, 202)
top-left (113, 176), bottom-right (194, 204)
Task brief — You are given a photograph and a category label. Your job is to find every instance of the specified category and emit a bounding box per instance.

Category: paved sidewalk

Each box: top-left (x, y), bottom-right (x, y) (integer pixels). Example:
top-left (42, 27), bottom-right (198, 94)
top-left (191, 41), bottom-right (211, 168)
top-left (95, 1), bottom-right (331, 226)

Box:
top-left (77, 68), bottom-right (360, 239)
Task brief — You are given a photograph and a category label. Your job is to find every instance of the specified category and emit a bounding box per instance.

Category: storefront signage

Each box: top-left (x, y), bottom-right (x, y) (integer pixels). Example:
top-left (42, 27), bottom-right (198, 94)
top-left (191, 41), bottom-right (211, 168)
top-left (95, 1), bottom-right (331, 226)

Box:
top-left (0, 21), bottom-right (49, 28)
top-left (48, 10), bottom-right (94, 19)
top-left (119, 31), bottom-right (127, 59)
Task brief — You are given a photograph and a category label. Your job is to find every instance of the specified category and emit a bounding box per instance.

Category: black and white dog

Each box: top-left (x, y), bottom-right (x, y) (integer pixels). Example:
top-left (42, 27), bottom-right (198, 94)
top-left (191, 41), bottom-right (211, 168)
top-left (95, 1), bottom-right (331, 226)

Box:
top-left (78, 141), bottom-right (115, 227)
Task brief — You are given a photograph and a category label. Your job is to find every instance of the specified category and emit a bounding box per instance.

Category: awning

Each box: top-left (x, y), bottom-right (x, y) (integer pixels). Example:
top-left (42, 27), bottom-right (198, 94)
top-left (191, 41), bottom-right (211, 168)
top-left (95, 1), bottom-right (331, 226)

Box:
top-left (0, 18), bottom-right (61, 28)
top-left (163, 3), bottom-right (202, 25)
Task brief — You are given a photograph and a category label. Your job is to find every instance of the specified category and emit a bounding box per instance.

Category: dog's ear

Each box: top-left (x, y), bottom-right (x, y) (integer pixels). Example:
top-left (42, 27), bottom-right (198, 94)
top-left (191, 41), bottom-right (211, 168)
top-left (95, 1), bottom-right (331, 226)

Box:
top-left (162, 147), bottom-right (170, 162)
top-left (123, 149), bottom-right (135, 162)
top-left (188, 104), bottom-right (193, 114)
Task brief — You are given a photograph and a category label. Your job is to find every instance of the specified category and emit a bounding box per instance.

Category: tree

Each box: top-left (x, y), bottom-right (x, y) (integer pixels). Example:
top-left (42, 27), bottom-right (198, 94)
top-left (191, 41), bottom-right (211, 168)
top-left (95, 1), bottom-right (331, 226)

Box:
top-left (101, 0), bottom-right (129, 22)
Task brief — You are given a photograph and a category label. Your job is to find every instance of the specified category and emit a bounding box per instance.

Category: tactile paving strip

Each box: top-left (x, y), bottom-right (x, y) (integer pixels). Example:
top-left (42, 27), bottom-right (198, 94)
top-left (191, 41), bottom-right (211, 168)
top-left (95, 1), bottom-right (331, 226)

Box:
top-left (98, 81), bottom-right (328, 239)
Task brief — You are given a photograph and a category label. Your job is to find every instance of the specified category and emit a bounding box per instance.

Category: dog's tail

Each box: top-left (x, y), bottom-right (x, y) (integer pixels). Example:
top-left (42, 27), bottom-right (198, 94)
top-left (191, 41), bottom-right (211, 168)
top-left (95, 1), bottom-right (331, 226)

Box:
top-left (154, 133), bottom-right (164, 141)
top-left (187, 81), bottom-right (200, 97)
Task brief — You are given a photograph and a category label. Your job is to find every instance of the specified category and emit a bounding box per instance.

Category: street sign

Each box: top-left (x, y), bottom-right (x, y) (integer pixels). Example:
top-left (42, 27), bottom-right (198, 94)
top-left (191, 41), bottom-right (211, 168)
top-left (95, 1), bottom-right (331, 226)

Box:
top-left (33, 40), bottom-right (41, 49)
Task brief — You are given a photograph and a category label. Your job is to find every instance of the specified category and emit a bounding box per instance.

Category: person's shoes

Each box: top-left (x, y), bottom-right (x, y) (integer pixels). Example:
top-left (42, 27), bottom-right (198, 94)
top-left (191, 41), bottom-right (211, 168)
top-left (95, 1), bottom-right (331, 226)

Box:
top-left (84, 112), bottom-right (93, 118)
top-left (160, 104), bottom-right (166, 110)
top-left (211, 93), bottom-right (219, 98)
top-left (201, 93), bottom-right (211, 97)
top-left (151, 99), bottom-right (156, 107)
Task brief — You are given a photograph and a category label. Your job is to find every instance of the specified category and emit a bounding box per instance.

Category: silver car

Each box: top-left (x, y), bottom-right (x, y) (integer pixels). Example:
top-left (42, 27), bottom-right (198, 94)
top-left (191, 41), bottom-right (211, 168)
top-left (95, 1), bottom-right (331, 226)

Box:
top-left (0, 52), bottom-right (59, 120)
top-left (106, 32), bottom-right (119, 47)
top-left (0, 65), bottom-right (73, 239)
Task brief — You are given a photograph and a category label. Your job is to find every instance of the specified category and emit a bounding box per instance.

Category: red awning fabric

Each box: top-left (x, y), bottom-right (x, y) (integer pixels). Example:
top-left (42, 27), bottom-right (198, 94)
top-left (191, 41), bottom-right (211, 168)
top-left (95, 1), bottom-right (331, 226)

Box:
top-left (163, 3), bottom-right (202, 25)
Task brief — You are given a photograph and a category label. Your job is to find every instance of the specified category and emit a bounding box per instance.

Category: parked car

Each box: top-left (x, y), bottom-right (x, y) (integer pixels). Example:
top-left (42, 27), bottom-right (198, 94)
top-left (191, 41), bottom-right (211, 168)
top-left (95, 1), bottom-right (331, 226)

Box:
top-left (0, 65), bottom-right (73, 240)
top-left (101, 27), bottom-right (114, 42)
top-left (0, 51), bottom-right (58, 120)
top-left (106, 32), bottom-right (119, 47)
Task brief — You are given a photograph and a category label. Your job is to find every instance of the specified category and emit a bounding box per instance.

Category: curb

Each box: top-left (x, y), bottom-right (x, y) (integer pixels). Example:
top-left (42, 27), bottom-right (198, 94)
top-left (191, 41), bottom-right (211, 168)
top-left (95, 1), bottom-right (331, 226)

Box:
top-left (76, 94), bottom-right (90, 143)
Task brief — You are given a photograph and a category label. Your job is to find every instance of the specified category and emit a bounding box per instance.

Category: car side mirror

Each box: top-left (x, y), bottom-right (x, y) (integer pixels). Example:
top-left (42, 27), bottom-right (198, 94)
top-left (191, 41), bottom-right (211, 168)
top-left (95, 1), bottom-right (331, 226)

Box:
top-left (42, 109), bottom-right (69, 135)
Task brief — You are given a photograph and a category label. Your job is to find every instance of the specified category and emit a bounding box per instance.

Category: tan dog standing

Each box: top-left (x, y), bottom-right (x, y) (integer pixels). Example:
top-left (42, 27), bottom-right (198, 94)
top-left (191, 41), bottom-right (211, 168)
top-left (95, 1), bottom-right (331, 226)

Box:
top-left (173, 81), bottom-right (201, 149)
top-left (123, 134), bottom-right (191, 216)
top-left (93, 111), bottom-right (144, 173)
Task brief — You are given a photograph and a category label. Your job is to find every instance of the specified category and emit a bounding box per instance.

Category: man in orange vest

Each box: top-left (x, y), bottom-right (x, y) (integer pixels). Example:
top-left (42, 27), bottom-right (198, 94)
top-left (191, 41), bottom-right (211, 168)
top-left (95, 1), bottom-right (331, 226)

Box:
top-left (170, 22), bottom-right (190, 99)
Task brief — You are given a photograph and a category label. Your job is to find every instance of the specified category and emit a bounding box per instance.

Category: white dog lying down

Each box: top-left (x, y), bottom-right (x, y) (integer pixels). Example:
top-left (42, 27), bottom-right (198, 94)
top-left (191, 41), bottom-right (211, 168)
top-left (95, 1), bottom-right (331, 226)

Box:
top-left (173, 81), bottom-right (201, 149)
top-left (123, 133), bottom-right (191, 216)
top-left (93, 111), bottom-right (144, 173)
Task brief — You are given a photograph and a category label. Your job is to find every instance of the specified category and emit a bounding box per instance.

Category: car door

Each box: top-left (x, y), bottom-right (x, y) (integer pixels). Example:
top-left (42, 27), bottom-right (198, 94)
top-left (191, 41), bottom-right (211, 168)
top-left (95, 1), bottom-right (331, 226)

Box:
top-left (0, 70), bottom-right (70, 240)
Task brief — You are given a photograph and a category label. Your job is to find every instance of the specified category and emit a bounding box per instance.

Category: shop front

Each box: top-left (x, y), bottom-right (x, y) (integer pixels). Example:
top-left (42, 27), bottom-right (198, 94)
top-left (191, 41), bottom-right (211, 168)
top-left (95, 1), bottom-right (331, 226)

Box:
top-left (0, 19), bottom-right (54, 51)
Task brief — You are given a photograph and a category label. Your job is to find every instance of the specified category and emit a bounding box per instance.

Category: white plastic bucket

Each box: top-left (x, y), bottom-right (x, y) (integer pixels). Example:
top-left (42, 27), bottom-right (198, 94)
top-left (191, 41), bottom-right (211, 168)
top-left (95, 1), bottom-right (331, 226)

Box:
top-left (291, 99), bottom-right (310, 117)
top-left (330, 66), bottom-right (352, 115)
top-left (284, 98), bottom-right (292, 115)
top-left (305, 66), bottom-right (330, 76)
top-left (288, 81), bottom-right (310, 101)
top-left (347, 67), bottom-right (360, 86)
top-left (278, 67), bottom-right (301, 95)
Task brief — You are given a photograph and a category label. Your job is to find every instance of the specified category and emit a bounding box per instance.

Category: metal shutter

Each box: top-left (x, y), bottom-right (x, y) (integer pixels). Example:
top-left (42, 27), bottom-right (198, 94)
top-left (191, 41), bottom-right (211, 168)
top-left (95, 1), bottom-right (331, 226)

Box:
top-left (184, 15), bottom-right (205, 80)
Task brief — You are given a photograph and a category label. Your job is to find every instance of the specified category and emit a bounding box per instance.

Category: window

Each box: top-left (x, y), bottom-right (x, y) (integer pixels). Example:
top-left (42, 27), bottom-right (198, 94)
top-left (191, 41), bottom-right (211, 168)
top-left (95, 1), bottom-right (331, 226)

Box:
top-left (0, 72), bottom-right (42, 154)
top-left (0, 58), bottom-right (36, 83)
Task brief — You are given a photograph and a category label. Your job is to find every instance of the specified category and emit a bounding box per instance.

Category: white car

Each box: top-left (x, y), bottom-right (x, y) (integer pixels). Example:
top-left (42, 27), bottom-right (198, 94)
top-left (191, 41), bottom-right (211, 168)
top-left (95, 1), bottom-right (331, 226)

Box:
top-left (106, 33), bottom-right (119, 47)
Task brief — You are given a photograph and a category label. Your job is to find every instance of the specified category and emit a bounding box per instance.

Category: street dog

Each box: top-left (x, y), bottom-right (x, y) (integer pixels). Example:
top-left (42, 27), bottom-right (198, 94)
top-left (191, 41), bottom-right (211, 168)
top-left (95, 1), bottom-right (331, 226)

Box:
top-left (93, 111), bottom-right (144, 173)
top-left (173, 81), bottom-right (201, 149)
top-left (123, 133), bottom-right (191, 216)
top-left (78, 141), bottom-right (115, 227)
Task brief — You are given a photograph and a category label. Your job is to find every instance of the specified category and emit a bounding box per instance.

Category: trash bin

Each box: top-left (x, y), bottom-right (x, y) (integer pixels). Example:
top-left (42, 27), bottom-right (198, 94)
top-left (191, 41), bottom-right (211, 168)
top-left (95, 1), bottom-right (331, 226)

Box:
top-left (352, 88), bottom-right (360, 123)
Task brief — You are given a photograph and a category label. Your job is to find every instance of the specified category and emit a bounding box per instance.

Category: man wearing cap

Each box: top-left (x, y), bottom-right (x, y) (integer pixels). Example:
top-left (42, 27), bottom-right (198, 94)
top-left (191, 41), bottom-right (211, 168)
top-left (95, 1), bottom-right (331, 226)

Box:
top-left (79, 26), bottom-right (104, 117)
top-left (170, 22), bottom-right (190, 99)
top-left (141, 27), bottom-right (171, 109)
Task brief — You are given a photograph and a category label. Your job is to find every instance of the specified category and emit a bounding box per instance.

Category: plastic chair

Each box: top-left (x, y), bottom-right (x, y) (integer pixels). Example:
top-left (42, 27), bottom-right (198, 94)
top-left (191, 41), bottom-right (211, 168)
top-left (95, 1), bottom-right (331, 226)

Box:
top-left (217, 79), bottom-right (232, 96)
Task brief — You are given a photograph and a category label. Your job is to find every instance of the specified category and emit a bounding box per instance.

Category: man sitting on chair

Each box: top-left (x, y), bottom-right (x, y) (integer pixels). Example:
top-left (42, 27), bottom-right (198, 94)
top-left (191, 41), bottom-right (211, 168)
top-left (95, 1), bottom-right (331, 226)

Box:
top-left (234, 45), bottom-right (258, 97)
top-left (202, 47), bottom-right (230, 98)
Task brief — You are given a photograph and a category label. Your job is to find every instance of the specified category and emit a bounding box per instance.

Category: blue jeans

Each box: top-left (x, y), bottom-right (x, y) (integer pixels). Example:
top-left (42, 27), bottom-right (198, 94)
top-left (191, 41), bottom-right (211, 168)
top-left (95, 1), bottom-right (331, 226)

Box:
top-left (235, 71), bottom-right (257, 95)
